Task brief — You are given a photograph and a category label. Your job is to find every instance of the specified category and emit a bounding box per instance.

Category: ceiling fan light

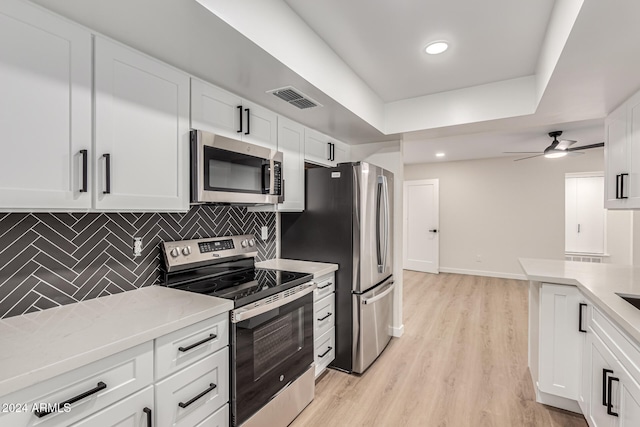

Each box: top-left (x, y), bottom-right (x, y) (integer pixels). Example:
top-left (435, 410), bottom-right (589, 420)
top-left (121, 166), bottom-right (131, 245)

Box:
top-left (544, 151), bottom-right (568, 159)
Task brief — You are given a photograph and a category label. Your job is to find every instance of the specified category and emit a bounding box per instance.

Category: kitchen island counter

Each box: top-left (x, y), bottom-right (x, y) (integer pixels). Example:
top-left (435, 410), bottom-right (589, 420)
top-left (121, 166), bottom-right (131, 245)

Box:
top-left (0, 286), bottom-right (232, 397)
top-left (519, 258), bottom-right (640, 345)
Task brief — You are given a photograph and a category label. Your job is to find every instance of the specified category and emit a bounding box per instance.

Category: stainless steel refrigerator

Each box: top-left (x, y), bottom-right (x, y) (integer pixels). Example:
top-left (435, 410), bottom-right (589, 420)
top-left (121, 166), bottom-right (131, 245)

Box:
top-left (281, 162), bottom-right (394, 373)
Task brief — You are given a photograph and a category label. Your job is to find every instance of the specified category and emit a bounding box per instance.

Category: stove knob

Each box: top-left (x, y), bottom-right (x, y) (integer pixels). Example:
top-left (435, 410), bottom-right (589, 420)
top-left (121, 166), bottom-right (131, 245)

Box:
top-left (249, 239), bottom-right (255, 247)
top-left (170, 248), bottom-right (180, 258)
top-left (182, 246), bottom-right (191, 256)
top-left (241, 239), bottom-right (249, 248)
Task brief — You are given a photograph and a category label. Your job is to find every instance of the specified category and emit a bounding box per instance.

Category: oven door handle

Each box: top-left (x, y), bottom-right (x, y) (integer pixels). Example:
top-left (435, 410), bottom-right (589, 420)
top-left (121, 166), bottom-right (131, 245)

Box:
top-left (231, 282), bottom-right (317, 323)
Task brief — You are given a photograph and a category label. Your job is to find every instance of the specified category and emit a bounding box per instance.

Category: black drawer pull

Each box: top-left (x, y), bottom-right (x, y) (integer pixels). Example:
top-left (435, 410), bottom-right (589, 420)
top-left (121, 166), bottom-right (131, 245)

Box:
top-left (603, 369), bottom-right (613, 406)
top-left (317, 312), bottom-right (332, 322)
top-left (317, 282), bottom-right (333, 290)
top-left (579, 303), bottom-right (587, 333)
top-left (245, 108), bottom-right (250, 135)
top-left (318, 347), bottom-right (333, 358)
top-left (607, 375), bottom-right (619, 417)
top-left (178, 383), bottom-right (216, 409)
top-left (178, 334), bottom-right (217, 352)
top-left (621, 173), bottom-right (629, 199)
top-left (34, 381), bottom-right (107, 418)
top-left (103, 154), bottom-right (111, 194)
top-left (237, 105), bottom-right (243, 133)
top-left (143, 407), bottom-right (152, 427)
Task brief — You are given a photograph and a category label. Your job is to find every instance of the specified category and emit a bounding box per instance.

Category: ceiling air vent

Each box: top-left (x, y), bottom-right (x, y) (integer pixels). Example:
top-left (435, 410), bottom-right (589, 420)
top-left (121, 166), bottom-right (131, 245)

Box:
top-left (267, 86), bottom-right (322, 110)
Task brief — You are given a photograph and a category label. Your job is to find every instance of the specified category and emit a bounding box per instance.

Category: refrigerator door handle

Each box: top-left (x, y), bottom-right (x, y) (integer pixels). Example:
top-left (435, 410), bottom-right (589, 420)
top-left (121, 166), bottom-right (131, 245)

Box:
top-left (382, 175), bottom-right (390, 273)
top-left (362, 281), bottom-right (395, 305)
top-left (376, 176), bottom-right (384, 273)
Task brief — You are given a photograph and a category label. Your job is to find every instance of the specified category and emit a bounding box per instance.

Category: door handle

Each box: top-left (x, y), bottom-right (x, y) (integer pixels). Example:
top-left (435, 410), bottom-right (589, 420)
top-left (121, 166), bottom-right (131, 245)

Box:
top-left (429, 229), bottom-right (438, 233)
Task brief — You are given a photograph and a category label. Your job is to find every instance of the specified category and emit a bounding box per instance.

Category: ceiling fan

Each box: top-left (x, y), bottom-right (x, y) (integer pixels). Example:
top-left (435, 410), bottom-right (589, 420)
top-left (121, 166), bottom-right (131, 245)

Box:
top-left (504, 131), bottom-right (605, 161)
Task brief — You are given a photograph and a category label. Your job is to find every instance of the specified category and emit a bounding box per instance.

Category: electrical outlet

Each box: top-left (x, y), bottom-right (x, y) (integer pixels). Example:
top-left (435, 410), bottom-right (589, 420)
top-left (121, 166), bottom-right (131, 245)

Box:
top-left (261, 226), bottom-right (269, 240)
top-left (133, 237), bottom-right (143, 258)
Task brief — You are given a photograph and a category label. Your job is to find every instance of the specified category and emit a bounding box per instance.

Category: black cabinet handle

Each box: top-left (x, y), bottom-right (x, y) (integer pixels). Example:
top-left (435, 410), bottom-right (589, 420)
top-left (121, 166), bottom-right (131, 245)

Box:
top-left (79, 150), bottom-right (88, 193)
top-left (603, 369), bottom-right (613, 406)
top-left (237, 105), bottom-right (242, 133)
top-left (616, 174), bottom-right (621, 199)
top-left (607, 375), bottom-right (619, 417)
top-left (579, 303), bottom-right (587, 333)
top-left (34, 381), bottom-right (107, 418)
top-left (178, 383), bottom-right (216, 408)
top-left (318, 346), bottom-right (333, 358)
top-left (143, 407), bottom-right (152, 427)
top-left (621, 173), bottom-right (628, 199)
top-left (244, 108), bottom-right (250, 135)
top-left (331, 143), bottom-right (335, 161)
top-left (178, 334), bottom-right (217, 352)
top-left (317, 282), bottom-right (333, 290)
top-left (317, 312), bottom-right (332, 322)
top-left (103, 154), bottom-right (111, 194)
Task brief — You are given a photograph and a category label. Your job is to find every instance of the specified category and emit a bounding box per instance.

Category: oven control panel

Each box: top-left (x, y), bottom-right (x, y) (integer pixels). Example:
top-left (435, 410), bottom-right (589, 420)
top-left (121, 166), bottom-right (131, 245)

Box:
top-left (162, 234), bottom-right (257, 272)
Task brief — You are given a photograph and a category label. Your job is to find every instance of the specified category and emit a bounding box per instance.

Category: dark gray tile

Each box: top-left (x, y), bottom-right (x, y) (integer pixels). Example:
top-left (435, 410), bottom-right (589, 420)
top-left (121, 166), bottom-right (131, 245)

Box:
top-left (34, 295), bottom-right (59, 311)
top-left (34, 282), bottom-right (75, 306)
top-left (32, 223), bottom-right (77, 254)
top-left (73, 252), bottom-right (110, 294)
top-left (4, 291), bottom-right (40, 318)
top-left (73, 232), bottom-right (109, 268)
top-left (0, 275), bottom-right (40, 314)
top-left (0, 246), bottom-right (39, 290)
top-left (32, 237), bottom-right (76, 269)
top-left (71, 215), bottom-right (109, 246)
top-left (34, 253), bottom-right (78, 283)
top-left (34, 267), bottom-right (77, 297)
top-left (33, 214), bottom-right (77, 240)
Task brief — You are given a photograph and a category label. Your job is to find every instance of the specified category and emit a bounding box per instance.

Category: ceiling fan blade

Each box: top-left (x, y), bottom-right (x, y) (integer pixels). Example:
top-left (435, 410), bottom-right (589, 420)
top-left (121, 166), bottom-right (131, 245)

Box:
top-left (514, 154), bottom-right (545, 161)
top-left (503, 151), bottom-right (543, 154)
top-left (556, 139), bottom-right (577, 150)
top-left (566, 142), bottom-right (605, 151)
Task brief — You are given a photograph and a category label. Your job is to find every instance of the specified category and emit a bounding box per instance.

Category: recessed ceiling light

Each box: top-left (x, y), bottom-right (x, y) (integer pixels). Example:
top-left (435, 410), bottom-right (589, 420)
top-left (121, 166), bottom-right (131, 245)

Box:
top-left (425, 41), bottom-right (449, 55)
top-left (436, 152), bottom-right (445, 157)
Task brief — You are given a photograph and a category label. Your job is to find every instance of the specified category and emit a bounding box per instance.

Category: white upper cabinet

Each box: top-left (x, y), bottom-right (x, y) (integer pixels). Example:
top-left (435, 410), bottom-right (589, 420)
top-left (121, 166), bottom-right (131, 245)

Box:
top-left (304, 128), bottom-right (350, 167)
top-left (605, 89), bottom-right (640, 209)
top-left (276, 117), bottom-right (305, 212)
top-left (0, 0), bottom-right (92, 210)
top-left (191, 78), bottom-right (277, 150)
top-left (94, 37), bottom-right (190, 211)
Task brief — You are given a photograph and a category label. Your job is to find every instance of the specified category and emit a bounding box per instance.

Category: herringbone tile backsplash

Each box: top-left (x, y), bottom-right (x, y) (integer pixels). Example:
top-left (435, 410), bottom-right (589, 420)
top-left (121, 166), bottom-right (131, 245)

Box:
top-left (0, 206), bottom-right (276, 318)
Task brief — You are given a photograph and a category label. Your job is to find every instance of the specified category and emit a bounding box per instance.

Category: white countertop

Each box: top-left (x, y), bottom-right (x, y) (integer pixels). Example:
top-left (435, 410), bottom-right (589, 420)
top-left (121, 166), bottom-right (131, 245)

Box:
top-left (519, 258), bottom-right (640, 344)
top-left (0, 286), bottom-right (233, 397)
top-left (256, 258), bottom-right (338, 279)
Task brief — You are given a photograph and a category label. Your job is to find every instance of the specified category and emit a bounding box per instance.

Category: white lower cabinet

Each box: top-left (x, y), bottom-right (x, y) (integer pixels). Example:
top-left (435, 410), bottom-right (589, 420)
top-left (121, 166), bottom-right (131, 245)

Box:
top-left (313, 273), bottom-right (336, 378)
top-left (155, 349), bottom-right (229, 427)
top-left (70, 386), bottom-right (154, 427)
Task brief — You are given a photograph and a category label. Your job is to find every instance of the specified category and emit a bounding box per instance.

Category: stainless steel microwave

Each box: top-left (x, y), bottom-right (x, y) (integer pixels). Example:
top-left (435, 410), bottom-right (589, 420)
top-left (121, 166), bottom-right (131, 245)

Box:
top-left (190, 130), bottom-right (284, 205)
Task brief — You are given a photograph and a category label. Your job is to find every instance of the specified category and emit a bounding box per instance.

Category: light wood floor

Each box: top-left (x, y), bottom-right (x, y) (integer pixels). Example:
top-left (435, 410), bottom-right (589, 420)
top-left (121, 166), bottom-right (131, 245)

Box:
top-left (291, 271), bottom-right (588, 427)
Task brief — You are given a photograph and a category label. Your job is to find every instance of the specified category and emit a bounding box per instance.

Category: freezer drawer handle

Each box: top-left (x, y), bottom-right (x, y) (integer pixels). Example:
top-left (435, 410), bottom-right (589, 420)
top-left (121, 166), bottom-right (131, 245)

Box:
top-left (178, 333), bottom-right (217, 352)
top-left (318, 346), bottom-right (333, 358)
top-left (34, 381), bottom-right (107, 418)
top-left (178, 383), bottom-right (217, 409)
top-left (317, 312), bottom-right (332, 321)
top-left (362, 281), bottom-right (395, 305)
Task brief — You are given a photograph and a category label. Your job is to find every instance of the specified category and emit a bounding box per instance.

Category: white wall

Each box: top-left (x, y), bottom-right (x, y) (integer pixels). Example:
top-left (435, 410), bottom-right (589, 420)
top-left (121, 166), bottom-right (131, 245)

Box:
top-left (606, 210), bottom-right (633, 265)
top-left (404, 149), bottom-right (611, 278)
top-left (351, 141), bottom-right (405, 336)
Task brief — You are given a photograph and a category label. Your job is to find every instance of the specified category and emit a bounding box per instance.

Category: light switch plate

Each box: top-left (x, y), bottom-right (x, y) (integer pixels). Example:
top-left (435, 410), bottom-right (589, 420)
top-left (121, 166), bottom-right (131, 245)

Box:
top-left (261, 226), bottom-right (269, 240)
top-left (133, 237), bottom-right (143, 257)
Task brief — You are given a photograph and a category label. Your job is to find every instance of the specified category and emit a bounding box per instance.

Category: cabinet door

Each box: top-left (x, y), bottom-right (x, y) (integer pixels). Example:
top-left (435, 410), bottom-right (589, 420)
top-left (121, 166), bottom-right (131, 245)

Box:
top-left (605, 103), bottom-right (629, 208)
top-left (94, 37), bottom-right (190, 211)
top-left (627, 91), bottom-right (640, 205)
top-left (70, 386), bottom-right (153, 427)
top-left (586, 331), bottom-right (617, 427)
top-left (0, 0), bottom-right (92, 210)
top-left (277, 117), bottom-right (305, 211)
top-left (539, 284), bottom-right (582, 400)
top-left (566, 176), bottom-right (605, 254)
top-left (191, 78), bottom-right (242, 140)
top-left (333, 140), bottom-right (351, 164)
top-left (304, 128), bottom-right (334, 167)
top-left (618, 366), bottom-right (640, 427)
top-left (580, 301), bottom-right (592, 415)
top-left (242, 100), bottom-right (278, 150)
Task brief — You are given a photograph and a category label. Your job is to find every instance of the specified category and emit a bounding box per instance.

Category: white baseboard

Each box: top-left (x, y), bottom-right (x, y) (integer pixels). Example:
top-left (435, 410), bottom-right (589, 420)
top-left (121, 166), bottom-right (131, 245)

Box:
top-left (438, 267), bottom-right (527, 281)
top-left (391, 324), bottom-right (404, 337)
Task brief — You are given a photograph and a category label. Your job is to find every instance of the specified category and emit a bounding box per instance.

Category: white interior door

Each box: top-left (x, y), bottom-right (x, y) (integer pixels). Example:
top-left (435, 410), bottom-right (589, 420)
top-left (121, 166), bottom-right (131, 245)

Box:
top-left (403, 179), bottom-right (439, 273)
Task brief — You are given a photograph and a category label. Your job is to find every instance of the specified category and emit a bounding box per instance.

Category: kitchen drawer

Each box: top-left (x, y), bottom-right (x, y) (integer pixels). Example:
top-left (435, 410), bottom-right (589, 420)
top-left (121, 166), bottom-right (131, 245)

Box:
top-left (313, 274), bottom-right (335, 301)
top-left (155, 348), bottom-right (229, 427)
top-left (590, 305), bottom-right (640, 384)
top-left (0, 342), bottom-right (153, 427)
top-left (70, 385), bottom-right (153, 427)
top-left (314, 294), bottom-right (335, 338)
top-left (314, 327), bottom-right (335, 378)
top-left (194, 404), bottom-right (228, 427)
top-left (155, 312), bottom-right (229, 380)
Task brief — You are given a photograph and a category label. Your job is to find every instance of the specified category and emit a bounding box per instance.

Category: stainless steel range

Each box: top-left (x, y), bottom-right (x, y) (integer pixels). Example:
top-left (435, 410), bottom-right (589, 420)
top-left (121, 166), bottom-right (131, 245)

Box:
top-left (161, 235), bottom-right (316, 427)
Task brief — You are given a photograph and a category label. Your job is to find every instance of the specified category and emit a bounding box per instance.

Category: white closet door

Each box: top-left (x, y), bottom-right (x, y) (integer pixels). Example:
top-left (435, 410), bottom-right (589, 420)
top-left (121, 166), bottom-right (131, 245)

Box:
top-left (94, 37), bottom-right (190, 211)
top-left (0, 0), bottom-right (92, 210)
top-left (575, 176), bottom-right (605, 254)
